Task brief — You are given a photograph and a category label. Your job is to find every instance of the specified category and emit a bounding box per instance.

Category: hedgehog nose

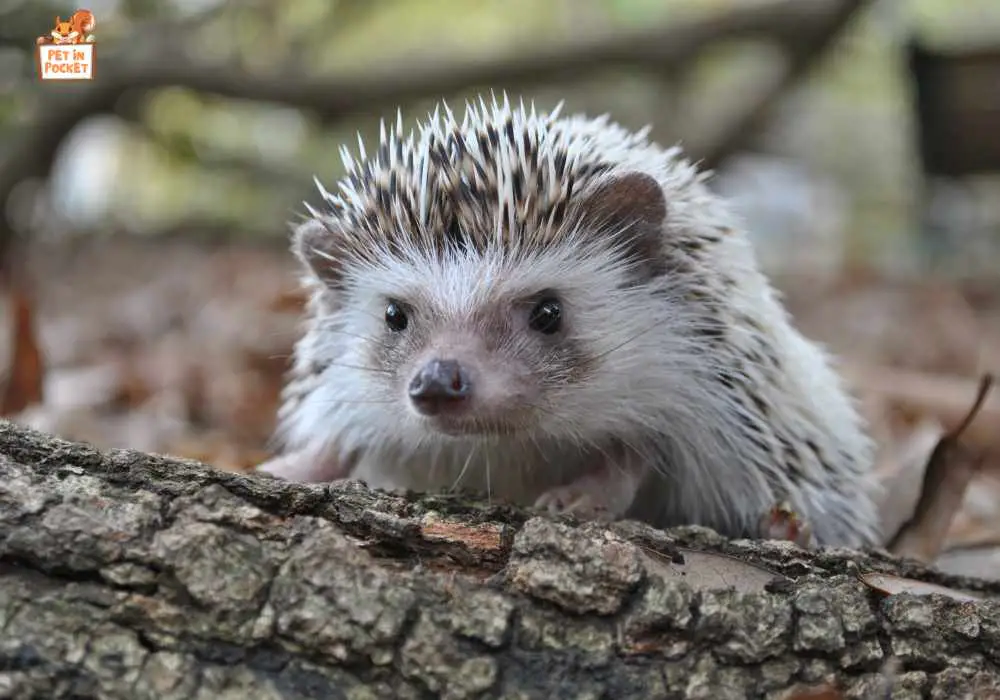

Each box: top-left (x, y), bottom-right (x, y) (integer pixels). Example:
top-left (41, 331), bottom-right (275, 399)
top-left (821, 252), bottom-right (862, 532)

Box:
top-left (408, 359), bottom-right (471, 415)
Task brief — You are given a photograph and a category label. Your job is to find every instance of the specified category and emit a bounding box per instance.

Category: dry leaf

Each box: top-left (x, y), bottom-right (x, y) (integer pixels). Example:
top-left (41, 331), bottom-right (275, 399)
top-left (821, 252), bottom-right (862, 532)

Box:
top-left (859, 571), bottom-right (985, 602)
top-left (874, 417), bottom-right (945, 545)
top-left (1, 290), bottom-right (45, 414)
top-left (638, 546), bottom-right (786, 593)
top-left (887, 374), bottom-right (993, 562)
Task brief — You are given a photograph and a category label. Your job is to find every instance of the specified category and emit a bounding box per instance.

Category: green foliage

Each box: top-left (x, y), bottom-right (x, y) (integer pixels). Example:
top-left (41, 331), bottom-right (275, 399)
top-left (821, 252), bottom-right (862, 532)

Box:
top-left (911, 0), bottom-right (1000, 43)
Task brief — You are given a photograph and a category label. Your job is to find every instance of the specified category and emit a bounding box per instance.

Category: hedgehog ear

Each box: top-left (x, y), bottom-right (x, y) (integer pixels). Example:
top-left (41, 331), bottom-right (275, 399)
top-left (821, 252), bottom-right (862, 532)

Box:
top-left (578, 171), bottom-right (667, 279)
top-left (292, 217), bottom-right (347, 291)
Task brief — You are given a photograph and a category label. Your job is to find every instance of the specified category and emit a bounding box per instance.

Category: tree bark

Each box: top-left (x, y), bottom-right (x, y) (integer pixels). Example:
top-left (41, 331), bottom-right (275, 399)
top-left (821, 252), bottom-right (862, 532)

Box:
top-left (0, 420), bottom-right (999, 700)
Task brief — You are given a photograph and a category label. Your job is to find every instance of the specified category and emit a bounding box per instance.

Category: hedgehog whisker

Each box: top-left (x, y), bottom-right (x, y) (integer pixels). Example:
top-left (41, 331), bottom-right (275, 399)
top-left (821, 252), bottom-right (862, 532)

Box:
top-left (348, 306), bottom-right (395, 324)
top-left (485, 449), bottom-right (492, 506)
top-left (321, 362), bottom-right (394, 375)
top-left (449, 442), bottom-right (478, 493)
top-left (520, 399), bottom-right (584, 441)
top-left (590, 321), bottom-right (664, 363)
top-left (314, 328), bottom-right (385, 345)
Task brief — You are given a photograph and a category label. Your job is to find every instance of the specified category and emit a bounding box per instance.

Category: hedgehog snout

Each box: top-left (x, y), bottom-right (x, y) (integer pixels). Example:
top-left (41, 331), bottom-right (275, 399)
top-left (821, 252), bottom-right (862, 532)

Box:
top-left (407, 358), bottom-right (473, 416)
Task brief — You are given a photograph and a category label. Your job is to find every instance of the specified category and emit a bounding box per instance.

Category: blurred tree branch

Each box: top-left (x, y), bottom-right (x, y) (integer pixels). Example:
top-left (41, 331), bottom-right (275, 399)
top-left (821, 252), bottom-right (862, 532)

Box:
top-left (0, 0), bottom-right (870, 259)
top-left (126, 120), bottom-right (312, 192)
top-left (696, 0), bottom-right (870, 170)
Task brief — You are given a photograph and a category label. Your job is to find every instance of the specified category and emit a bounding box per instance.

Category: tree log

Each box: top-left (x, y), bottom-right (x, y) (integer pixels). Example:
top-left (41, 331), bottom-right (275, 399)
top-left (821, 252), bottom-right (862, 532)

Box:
top-left (1, 420), bottom-right (999, 699)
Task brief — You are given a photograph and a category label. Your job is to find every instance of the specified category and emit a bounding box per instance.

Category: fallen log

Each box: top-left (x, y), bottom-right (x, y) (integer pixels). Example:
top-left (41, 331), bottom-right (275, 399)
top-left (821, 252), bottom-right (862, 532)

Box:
top-left (1, 420), bottom-right (999, 699)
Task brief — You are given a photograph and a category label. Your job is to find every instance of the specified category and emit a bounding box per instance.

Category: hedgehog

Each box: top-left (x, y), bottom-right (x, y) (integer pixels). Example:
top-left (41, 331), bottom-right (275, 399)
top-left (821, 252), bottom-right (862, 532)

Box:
top-left (257, 95), bottom-right (881, 549)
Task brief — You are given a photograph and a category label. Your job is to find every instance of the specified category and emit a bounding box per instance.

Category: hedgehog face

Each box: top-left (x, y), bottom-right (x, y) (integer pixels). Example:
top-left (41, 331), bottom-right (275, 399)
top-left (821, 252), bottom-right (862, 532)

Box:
top-left (296, 187), bottom-right (674, 443)
top-left (343, 245), bottom-right (615, 438)
top-left (375, 288), bottom-right (565, 437)
top-left (292, 99), bottom-right (709, 444)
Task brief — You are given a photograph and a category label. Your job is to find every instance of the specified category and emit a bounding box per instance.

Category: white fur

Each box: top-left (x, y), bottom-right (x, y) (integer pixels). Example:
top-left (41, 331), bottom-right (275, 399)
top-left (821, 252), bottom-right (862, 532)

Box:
top-left (267, 95), bottom-right (880, 548)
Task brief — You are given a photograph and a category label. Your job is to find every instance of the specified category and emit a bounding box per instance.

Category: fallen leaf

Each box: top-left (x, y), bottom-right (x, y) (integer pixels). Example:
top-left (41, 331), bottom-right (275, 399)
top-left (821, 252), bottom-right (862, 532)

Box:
top-left (638, 546), bottom-right (787, 593)
top-left (859, 571), bottom-right (985, 602)
top-left (875, 417), bottom-right (945, 545)
top-left (887, 374), bottom-right (993, 562)
top-left (1, 290), bottom-right (45, 414)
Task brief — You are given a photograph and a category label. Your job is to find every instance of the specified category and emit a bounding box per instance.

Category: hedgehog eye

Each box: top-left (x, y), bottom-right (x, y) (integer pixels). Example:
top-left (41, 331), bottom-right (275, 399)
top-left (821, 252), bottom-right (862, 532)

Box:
top-left (384, 300), bottom-right (409, 332)
top-left (528, 297), bottom-right (562, 335)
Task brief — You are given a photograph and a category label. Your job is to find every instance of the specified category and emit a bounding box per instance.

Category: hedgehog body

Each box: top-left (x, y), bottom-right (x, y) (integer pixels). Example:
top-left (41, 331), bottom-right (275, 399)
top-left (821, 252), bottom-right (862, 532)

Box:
top-left (260, 96), bottom-right (880, 548)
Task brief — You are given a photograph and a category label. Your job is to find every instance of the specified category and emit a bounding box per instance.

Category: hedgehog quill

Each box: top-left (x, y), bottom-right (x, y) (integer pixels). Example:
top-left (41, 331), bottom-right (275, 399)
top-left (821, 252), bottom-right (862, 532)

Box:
top-left (258, 96), bottom-right (881, 549)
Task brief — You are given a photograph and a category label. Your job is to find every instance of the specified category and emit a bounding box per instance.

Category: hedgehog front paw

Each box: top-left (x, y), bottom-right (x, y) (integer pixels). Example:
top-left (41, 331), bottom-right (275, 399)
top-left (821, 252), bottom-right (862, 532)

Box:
top-left (534, 484), bottom-right (614, 520)
top-left (256, 446), bottom-right (350, 483)
top-left (535, 451), bottom-right (647, 521)
top-left (759, 501), bottom-right (815, 549)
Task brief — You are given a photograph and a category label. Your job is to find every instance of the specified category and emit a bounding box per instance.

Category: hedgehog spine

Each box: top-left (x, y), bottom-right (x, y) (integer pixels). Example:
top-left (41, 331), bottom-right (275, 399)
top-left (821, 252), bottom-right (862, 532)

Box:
top-left (259, 94), bottom-right (881, 549)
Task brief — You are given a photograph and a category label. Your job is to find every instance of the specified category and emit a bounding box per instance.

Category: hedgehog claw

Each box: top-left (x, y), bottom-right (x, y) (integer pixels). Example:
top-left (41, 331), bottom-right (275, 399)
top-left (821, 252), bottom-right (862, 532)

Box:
top-left (256, 447), bottom-right (350, 484)
top-left (535, 486), bottom-right (613, 521)
top-left (760, 501), bottom-right (815, 549)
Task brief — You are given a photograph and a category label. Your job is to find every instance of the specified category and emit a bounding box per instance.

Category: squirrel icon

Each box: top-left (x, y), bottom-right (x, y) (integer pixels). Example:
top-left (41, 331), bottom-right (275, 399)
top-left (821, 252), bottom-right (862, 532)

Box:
top-left (37, 10), bottom-right (95, 46)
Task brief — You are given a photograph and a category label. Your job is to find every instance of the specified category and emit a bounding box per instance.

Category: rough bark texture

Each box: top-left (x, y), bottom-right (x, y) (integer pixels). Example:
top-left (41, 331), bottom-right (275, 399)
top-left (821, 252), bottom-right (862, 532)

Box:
top-left (1, 421), bottom-right (999, 700)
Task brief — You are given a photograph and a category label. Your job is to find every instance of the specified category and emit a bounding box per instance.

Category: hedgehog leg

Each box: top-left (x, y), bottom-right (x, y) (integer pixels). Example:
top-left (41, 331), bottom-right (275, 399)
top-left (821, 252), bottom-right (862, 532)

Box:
top-left (757, 500), bottom-right (816, 549)
top-left (534, 449), bottom-right (647, 520)
top-left (256, 445), bottom-right (351, 483)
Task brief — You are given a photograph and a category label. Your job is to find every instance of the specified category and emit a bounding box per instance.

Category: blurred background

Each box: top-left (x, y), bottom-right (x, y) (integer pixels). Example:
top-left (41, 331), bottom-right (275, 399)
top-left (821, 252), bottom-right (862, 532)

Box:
top-left (1, 0), bottom-right (999, 578)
